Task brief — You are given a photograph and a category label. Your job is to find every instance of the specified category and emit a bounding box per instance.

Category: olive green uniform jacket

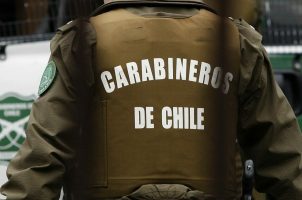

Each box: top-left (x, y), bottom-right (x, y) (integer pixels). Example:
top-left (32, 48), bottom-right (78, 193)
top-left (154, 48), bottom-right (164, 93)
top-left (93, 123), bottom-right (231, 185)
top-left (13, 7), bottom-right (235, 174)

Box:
top-left (203, 0), bottom-right (262, 28)
top-left (1, 2), bottom-right (302, 200)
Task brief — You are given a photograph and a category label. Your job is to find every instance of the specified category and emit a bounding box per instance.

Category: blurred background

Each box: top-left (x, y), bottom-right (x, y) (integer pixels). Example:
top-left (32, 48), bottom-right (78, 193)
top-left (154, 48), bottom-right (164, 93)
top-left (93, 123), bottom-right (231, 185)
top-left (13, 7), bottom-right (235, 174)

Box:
top-left (0, 0), bottom-right (103, 44)
top-left (0, 0), bottom-right (302, 199)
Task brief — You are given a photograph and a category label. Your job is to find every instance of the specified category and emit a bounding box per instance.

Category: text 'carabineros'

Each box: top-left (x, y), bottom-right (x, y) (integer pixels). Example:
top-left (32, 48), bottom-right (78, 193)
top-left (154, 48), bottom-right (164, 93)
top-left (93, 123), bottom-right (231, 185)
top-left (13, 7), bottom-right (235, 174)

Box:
top-left (100, 58), bottom-right (234, 94)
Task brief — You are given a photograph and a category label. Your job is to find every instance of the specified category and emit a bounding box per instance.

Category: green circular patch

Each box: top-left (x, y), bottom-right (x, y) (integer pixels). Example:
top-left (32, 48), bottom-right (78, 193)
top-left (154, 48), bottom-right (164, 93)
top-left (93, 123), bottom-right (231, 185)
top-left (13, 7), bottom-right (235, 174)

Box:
top-left (38, 61), bottom-right (57, 96)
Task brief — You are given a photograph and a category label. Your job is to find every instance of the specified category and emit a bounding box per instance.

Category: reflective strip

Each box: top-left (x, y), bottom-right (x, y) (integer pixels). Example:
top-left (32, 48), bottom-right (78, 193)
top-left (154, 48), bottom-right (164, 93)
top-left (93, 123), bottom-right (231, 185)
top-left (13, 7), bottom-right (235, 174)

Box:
top-left (265, 45), bottom-right (302, 54)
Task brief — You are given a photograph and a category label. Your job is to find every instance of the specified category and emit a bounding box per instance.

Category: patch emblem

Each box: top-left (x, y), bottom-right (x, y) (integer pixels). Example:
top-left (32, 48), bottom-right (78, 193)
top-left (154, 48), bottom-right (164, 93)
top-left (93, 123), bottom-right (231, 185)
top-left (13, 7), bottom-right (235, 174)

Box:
top-left (0, 93), bottom-right (34, 160)
top-left (38, 60), bottom-right (57, 96)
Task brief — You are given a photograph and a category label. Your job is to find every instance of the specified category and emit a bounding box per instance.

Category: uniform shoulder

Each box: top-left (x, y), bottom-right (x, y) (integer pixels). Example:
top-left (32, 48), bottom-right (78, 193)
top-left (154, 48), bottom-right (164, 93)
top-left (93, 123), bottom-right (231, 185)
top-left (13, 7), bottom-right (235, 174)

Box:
top-left (233, 18), bottom-right (267, 96)
top-left (231, 18), bottom-right (262, 46)
top-left (47, 18), bottom-right (96, 92)
top-left (57, 20), bottom-right (77, 33)
top-left (50, 20), bottom-right (78, 52)
top-left (50, 19), bottom-right (96, 53)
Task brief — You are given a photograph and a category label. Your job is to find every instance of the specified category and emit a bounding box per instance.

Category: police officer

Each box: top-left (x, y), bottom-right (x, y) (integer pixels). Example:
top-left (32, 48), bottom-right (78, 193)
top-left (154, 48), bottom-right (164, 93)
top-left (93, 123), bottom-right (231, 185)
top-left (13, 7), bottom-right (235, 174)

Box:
top-left (1, 0), bottom-right (302, 199)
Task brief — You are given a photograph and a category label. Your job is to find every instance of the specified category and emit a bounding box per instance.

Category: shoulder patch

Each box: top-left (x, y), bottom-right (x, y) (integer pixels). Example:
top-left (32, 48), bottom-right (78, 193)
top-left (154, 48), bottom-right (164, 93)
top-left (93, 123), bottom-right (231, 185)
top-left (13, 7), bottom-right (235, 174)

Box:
top-left (38, 60), bottom-right (57, 96)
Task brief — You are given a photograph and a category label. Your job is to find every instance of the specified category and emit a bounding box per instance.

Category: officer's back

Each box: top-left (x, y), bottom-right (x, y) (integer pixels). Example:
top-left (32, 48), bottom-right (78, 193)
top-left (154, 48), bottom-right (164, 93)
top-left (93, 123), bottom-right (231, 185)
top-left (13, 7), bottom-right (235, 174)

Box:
top-left (2, 0), bottom-right (302, 200)
top-left (75, 1), bottom-right (241, 199)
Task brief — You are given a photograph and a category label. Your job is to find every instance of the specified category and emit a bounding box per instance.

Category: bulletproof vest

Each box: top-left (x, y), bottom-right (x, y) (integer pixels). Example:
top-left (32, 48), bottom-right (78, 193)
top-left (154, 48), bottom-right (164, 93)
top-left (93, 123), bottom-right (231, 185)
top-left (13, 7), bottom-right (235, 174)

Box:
top-left (75, 4), bottom-right (240, 199)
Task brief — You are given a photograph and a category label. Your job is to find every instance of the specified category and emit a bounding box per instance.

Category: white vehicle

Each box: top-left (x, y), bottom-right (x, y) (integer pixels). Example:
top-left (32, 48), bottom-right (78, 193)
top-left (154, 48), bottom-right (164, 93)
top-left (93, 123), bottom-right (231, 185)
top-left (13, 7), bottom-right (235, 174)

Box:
top-left (0, 1), bottom-right (99, 199)
top-left (0, 41), bottom-right (50, 199)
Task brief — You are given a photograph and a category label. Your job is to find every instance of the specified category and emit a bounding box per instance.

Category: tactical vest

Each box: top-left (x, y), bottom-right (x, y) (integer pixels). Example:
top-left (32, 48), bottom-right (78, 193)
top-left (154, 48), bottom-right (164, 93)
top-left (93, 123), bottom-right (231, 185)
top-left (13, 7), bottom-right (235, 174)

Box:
top-left (72, 2), bottom-right (240, 199)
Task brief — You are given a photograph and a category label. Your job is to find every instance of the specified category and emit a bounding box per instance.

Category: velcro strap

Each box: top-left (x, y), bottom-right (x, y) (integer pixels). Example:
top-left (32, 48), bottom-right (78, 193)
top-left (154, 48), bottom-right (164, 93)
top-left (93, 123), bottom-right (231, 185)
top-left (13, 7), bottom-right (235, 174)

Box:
top-left (120, 184), bottom-right (213, 200)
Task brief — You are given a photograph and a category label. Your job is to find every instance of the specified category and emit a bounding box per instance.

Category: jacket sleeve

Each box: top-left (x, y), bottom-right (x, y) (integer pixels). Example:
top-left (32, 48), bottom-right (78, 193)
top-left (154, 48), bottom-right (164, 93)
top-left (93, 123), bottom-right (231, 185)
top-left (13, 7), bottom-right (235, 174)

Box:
top-left (236, 19), bottom-right (302, 199)
top-left (0, 20), bottom-right (96, 200)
